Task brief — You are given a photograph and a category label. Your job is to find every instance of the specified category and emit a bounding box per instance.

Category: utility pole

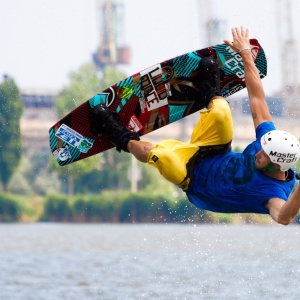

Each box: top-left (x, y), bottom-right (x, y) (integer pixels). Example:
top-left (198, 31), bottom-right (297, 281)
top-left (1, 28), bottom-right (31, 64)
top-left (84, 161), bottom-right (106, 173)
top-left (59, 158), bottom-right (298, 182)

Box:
top-left (93, 0), bottom-right (131, 69)
top-left (276, 0), bottom-right (299, 93)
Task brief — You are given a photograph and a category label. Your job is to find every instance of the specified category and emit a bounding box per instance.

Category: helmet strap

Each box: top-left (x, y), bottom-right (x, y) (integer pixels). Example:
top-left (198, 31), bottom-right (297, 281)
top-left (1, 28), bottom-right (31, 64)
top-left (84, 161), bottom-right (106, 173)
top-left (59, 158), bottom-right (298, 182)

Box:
top-left (260, 162), bottom-right (280, 173)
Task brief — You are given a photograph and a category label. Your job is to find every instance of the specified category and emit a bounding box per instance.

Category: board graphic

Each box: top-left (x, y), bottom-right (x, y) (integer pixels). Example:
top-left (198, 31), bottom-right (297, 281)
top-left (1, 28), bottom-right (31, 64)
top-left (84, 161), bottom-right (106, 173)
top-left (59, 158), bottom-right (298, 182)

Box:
top-left (49, 39), bottom-right (267, 166)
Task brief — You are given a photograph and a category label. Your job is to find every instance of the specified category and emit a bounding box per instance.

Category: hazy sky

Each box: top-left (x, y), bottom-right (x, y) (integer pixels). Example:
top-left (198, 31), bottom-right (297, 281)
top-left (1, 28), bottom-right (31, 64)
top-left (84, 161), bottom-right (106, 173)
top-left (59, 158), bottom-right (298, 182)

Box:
top-left (0, 0), bottom-right (299, 95)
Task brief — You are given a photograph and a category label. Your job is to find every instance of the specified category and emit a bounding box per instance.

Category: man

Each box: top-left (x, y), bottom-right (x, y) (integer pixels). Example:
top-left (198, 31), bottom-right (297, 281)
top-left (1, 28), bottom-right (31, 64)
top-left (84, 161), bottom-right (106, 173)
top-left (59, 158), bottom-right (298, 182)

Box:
top-left (91, 27), bottom-right (300, 225)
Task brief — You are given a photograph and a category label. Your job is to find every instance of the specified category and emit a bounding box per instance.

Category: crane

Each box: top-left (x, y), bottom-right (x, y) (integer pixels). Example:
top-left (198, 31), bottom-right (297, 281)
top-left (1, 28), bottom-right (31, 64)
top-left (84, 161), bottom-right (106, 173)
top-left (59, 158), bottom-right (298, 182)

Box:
top-left (276, 0), bottom-right (299, 93)
top-left (93, 0), bottom-right (131, 69)
top-left (197, 0), bottom-right (226, 48)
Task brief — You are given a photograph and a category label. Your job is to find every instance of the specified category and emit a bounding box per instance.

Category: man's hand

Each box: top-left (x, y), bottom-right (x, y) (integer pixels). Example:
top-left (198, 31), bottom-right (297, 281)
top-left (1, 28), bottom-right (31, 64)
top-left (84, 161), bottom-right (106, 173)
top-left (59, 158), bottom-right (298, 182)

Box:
top-left (224, 26), bottom-right (251, 54)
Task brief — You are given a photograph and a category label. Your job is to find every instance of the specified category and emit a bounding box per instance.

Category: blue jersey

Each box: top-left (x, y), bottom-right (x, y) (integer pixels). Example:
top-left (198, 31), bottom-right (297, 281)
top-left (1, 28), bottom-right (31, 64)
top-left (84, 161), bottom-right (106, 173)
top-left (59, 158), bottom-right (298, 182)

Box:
top-left (186, 122), bottom-right (296, 214)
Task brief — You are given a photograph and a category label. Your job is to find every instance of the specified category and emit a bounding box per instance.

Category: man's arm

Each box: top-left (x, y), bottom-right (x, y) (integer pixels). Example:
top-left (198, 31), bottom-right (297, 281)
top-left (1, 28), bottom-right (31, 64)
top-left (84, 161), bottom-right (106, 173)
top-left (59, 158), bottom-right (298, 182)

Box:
top-left (224, 27), bottom-right (272, 129)
top-left (266, 185), bottom-right (300, 225)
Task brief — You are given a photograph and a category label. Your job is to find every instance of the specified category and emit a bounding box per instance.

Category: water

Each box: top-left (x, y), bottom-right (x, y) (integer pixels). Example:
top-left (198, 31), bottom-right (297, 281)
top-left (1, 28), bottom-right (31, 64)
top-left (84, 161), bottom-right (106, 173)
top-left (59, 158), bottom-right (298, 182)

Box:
top-left (1, 223), bottom-right (300, 300)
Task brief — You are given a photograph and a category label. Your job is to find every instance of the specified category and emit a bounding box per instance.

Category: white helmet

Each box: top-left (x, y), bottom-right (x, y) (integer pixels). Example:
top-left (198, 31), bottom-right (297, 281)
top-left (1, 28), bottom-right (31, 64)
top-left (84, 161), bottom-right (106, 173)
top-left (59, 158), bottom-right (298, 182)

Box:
top-left (261, 130), bottom-right (300, 171)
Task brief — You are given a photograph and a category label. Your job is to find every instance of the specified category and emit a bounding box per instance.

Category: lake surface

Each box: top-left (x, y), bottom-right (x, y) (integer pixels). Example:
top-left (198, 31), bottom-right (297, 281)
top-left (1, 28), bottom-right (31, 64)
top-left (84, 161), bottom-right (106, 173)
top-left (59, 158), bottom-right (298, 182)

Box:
top-left (1, 223), bottom-right (300, 300)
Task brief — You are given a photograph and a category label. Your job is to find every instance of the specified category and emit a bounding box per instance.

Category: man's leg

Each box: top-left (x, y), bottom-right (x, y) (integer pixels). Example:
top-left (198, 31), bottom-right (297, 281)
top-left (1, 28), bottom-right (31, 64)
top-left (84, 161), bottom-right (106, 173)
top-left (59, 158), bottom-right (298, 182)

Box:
top-left (194, 56), bottom-right (222, 108)
top-left (91, 105), bottom-right (194, 189)
top-left (90, 57), bottom-right (231, 190)
top-left (190, 97), bottom-right (234, 147)
top-left (141, 57), bottom-right (230, 186)
top-left (190, 56), bottom-right (233, 147)
top-left (144, 140), bottom-right (199, 190)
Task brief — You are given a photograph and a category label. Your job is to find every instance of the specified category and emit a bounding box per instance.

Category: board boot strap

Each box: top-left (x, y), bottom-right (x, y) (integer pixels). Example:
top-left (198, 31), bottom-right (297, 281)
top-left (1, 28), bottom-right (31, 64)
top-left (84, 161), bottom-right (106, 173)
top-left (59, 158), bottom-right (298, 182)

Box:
top-left (91, 104), bottom-right (140, 152)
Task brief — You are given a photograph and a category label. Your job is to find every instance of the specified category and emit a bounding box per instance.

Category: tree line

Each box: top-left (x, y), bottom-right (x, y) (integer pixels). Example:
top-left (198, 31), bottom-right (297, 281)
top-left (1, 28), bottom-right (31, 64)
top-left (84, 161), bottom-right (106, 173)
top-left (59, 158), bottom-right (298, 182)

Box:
top-left (0, 76), bottom-right (23, 191)
top-left (0, 192), bottom-right (280, 224)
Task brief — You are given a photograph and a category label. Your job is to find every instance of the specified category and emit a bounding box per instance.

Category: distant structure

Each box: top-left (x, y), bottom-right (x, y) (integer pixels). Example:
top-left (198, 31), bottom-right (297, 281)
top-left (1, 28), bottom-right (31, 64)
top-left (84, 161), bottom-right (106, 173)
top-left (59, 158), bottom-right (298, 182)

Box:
top-left (21, 89), bottom-right (57, 108)
top-left (20, 89), bottom-right (58, 154)
top-left (242, 96), bottom-right (284, 118)
top-left (197, 0), bottom-right (226, 48)
top-left (275, 0), bottom-right (300, 118)
top-left (205, 19), bottom-right (227, 47)
top-left (93, 0), bottom-right (131, 69)
top-left (276, 0), bottom-right (299, 93)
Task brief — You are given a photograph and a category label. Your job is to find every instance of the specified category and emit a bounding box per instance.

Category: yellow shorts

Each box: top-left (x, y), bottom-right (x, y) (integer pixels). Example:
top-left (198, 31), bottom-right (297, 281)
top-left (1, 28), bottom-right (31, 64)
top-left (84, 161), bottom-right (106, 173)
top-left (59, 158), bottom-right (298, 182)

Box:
top-left (147, 98), bottom-right (234, 189)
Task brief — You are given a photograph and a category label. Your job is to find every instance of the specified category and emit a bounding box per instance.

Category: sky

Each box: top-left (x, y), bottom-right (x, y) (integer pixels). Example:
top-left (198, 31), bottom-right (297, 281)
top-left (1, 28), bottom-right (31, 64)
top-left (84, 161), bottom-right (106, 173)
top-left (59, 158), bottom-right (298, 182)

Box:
top-left (0, 0), bottom-right (299, 95)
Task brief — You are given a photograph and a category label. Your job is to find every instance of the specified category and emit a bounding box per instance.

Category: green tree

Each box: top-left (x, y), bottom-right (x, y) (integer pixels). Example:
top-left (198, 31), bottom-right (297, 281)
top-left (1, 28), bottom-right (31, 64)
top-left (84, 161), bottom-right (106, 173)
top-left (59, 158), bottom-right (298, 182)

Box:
top-left (50, 155), bottom-right (101, 197)
top-left (42, 194), bottom-right (71, 221)
top-left (0, 76), bottom-right (23, 190)
top-left (137, 161), bottom-right (177, 194)
top-left (52, 63), bottom-right (127, 196)
top-left (0, 193), bottom-right (22, 222)
top-left (97, 149), bottom-right (131, 190)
